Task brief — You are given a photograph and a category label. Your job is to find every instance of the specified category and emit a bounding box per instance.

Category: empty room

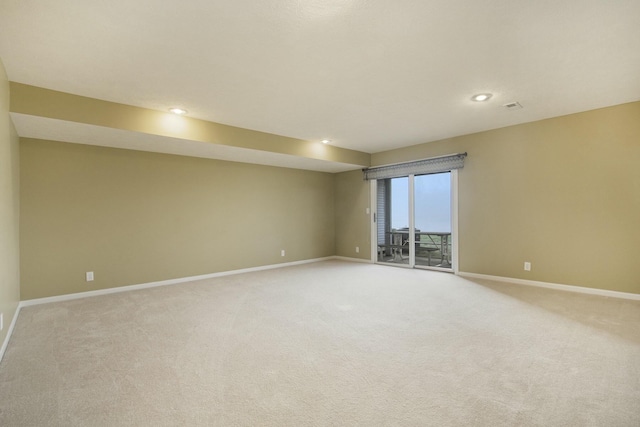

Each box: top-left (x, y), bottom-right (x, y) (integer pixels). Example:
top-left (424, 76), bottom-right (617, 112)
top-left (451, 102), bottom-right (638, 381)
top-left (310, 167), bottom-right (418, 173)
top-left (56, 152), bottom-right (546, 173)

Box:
top-left (1, 1), bottom-right (639, 426)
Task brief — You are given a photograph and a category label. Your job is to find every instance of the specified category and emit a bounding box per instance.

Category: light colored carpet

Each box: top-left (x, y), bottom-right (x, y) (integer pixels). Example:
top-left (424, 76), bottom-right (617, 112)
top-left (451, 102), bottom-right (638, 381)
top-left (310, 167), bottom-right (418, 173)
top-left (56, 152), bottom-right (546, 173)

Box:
top-left (1, 260), bottom-right (639, 426)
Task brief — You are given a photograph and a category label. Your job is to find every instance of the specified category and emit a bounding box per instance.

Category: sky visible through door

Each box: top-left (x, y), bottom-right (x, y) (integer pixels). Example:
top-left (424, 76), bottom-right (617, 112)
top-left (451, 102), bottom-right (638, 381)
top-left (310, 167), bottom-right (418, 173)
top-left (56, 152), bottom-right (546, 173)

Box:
top-left (391, 172), bottom-right (451, 232)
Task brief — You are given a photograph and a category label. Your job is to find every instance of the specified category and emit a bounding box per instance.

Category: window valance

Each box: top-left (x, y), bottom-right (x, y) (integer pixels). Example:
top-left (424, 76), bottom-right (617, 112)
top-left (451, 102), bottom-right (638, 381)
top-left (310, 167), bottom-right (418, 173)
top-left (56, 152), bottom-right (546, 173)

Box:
top-left (363, 153), bottom-right (467, 180)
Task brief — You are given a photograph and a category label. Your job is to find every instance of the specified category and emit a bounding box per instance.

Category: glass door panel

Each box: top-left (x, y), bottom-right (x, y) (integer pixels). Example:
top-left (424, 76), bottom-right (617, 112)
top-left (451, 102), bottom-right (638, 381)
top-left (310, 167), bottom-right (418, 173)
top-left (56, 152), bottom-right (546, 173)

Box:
top-left (414, 172), bottom-right (451, 269)
top-left (376, 177), bottom-right (410, 265)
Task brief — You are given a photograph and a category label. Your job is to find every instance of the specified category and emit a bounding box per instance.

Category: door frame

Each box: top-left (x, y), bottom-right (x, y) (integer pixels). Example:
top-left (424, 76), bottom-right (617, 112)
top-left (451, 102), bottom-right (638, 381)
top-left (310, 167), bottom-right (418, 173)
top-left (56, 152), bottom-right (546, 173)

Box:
top-left (370, 170), bottom-right (459, 273)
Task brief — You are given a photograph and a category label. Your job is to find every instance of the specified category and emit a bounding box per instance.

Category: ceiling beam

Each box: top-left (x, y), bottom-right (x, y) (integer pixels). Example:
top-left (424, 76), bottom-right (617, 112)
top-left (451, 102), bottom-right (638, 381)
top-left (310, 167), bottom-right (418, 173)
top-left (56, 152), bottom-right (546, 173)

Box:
top-left (10, 82), bottom-right (371, 167)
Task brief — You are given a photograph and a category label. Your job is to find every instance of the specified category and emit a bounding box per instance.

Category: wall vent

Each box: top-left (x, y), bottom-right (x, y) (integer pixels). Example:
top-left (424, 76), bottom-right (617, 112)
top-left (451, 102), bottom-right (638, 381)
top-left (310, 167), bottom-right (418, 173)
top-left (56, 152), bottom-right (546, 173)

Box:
top-left (503, 101), bottom-right (523, 110)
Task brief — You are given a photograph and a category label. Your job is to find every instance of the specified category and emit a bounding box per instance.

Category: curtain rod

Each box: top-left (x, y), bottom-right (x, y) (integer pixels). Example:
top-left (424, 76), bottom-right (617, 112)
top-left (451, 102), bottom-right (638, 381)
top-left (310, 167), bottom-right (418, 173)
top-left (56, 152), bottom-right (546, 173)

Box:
top-left (362, 152), bottom-right (467, 172)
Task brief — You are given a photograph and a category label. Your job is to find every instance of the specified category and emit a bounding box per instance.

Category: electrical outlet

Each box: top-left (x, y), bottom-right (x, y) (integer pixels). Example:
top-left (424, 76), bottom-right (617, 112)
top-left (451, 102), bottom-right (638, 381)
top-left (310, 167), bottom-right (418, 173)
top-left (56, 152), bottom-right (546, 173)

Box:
top-left (86, 271), bottom-right (94, 281)
top-left (356, 246), bottom-right (360, 253)
top-left (524, 262), bottom-right (531, 271)
top-left (281, 250), bottom-right (285, 257)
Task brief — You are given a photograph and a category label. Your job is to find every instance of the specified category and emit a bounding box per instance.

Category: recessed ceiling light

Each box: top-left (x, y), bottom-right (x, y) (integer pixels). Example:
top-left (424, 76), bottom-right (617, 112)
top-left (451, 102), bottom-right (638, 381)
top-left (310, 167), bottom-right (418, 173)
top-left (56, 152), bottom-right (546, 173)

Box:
top-left (321, 139), bottom-right (331, 144)
top-left (169, 107), bottom-right (188, 115)
top-left (471, 93), bottom-right (492, 102)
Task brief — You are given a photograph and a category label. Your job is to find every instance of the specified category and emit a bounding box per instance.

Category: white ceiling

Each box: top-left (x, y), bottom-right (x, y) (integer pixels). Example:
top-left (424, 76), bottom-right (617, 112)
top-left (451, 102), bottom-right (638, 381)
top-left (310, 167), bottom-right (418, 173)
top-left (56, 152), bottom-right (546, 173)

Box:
top-left (1, 0), bottom-right (639, 162)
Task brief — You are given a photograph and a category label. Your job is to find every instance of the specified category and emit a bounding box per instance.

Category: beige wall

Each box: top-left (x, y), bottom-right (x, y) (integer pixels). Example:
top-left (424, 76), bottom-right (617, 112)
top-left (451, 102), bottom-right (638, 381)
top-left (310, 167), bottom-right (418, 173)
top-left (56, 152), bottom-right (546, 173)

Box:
top-left (334, 102), bottom-right (639, 294)
top-left (13, 94), bottom-right (640, 300)
top-left (334, 169), bottom-right (371, 260)
top-left (0, 58), bottom-right (21, 347)
top-left (20, 139), bottom-right (335, 300)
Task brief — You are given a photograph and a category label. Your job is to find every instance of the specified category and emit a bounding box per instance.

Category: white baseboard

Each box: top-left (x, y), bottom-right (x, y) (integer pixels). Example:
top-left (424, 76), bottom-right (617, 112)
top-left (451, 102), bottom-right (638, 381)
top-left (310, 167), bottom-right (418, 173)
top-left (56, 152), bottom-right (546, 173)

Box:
top-left (458, 272), bottom-right (640, 301)
top-left (20, 256), bottom-right (335, 308)
top-left (332, 256), bottom-right (373, 264)
top-left (0, 304), bottom-right (22, 363)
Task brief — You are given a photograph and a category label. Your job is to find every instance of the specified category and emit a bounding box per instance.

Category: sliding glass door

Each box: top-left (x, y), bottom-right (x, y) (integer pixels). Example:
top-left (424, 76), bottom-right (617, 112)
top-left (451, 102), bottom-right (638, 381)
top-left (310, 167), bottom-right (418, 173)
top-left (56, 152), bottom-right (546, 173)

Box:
top-left (375, 172), bottom-right (453, 271)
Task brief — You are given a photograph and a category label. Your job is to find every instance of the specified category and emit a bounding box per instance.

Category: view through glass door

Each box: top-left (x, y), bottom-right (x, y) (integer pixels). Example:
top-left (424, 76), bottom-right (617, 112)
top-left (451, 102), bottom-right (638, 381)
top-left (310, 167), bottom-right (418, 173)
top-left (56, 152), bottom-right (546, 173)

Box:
top-left (376, 172), bottom-right (452, 271)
